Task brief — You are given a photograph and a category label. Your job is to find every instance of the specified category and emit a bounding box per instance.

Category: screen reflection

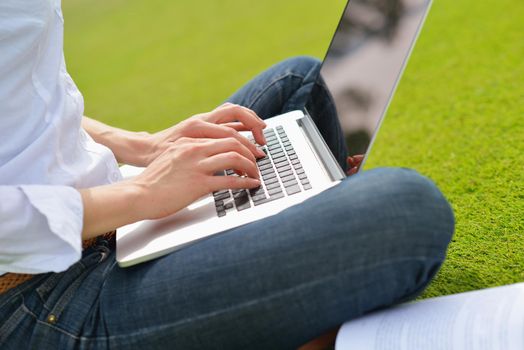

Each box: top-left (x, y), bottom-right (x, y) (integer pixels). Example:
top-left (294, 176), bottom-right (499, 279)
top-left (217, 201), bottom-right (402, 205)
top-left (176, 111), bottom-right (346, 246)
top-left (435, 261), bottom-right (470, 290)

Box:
top-left (319, 0), bottom-right (431, 174)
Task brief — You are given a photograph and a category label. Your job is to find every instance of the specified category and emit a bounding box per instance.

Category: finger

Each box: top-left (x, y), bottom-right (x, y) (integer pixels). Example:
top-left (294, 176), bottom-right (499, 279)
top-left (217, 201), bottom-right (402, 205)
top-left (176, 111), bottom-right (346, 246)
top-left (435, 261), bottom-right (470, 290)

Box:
top-left (238, 105), bottom-right (266, 126)
top-left (198, 122), bottom-right (265, 158)
top-left (353, 154), bottom-right (364, 164)
top-left (221, 122), bottom-right (251, 131)
top-left (216, 103), bottom-right (265, 126)
top-left (208, 174), bottom-right (261, 191)
top-left (347, 156), bottom-right (356, 168)
top-left (215, 102), bottom-right (234, 110)
top-left (200, 137), bottom-right (257, 164)
top-left (348, 167), bottom-right (358, 176)
top-left (236, 106), bottom-right (267, 144)
top-left (205, 104), bottom-right (267, 145)
top-left (200, 152), bottom-right (260, 179)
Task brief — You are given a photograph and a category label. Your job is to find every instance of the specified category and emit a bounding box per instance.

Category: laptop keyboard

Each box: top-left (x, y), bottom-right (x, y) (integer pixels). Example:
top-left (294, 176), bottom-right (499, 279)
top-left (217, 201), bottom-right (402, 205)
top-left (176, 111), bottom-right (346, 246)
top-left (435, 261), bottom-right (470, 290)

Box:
top-left (212, 126), bottom-right (312, 217)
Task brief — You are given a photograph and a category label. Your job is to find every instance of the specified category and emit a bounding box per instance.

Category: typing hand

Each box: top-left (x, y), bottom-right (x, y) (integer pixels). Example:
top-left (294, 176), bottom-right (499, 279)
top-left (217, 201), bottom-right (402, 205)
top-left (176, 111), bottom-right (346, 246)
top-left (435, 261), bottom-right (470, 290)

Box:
top-left (131, 136), bottom-right (261, 220)
top-left (138, 103), bottom-right (267, 166)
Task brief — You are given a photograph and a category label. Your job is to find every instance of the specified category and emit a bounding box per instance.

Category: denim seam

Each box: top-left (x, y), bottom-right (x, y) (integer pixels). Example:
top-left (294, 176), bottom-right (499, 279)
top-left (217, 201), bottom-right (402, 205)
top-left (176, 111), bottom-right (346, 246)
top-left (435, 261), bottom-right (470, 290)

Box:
top-left (0, 300), bottom-right (28, 342)
top-left (246, 73), bottom-right (305, 110)
top-left (36, 255), bottom-right (441, 344)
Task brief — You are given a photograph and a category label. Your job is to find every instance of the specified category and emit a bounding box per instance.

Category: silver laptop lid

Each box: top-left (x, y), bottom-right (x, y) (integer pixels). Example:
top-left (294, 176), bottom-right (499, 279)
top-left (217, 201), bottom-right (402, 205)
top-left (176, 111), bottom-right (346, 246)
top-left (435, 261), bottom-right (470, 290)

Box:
top-left (319, 0), bottom-right (433, 173)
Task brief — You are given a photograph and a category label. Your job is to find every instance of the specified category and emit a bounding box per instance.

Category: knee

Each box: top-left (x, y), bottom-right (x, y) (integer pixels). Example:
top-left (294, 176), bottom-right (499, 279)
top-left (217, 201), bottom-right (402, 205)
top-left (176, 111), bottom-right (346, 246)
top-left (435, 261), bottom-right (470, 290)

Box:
top-left (277, 56), bottom-right (321, 81)
top-left (339, 168), bottom-right (454, 297)
top-left (341, 167), bottom-right (455, 257)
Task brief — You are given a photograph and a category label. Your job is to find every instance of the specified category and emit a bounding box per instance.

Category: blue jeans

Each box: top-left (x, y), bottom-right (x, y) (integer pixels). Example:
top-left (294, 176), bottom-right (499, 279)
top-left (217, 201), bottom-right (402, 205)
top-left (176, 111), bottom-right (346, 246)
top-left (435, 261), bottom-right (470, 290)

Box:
top-left (0, 57), bottom-right (454, 349)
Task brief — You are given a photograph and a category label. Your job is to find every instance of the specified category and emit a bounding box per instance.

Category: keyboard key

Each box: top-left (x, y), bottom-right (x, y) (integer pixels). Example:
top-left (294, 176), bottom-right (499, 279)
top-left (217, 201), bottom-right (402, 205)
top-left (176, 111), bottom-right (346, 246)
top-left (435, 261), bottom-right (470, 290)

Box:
top-left (270, 191), bottom-right (285, 200)
top-left (234, 194), bottom-right (251, 211)
top-left (285, 184), bottom-right (301, 195)
top-left (287, 150), bottom-right (296, 156)
top-left (268, 187), bottom-right (283, 195)
top-left (273, 156), bottom-right (289, 165)
top-left (298, 172), bottom-right (308, 180)
top-left (217, 210), bottom-right (226, 217)
top-left (275, 164), bottom-right (291, 173)
top-left (214, 200), bottom-right (224, 207)
top-left (266, 182), bottom-right (281, 190)
top-left (291, 159), bottom-right (301, 165)
top-left (224, 202), bottom-right (234, 209)
top-left (303, 183), bottom-right (312, 190)
top-left (213, 189), bottom-right (228, 196)
top-left (296, 168), bottom-right (305, 175)
top-left (260, 167), bottom-right (276, 176)
top-left (280, 173), bottom-right (296, 183)
top-left (249, 186), bottom-right (265, 196)
top-left (269, 149), bottom-right (284, 157)
top-left (259, 163), bottom-right (273, 171)
top-left (283, 180), bottom-right (299, 188)
top-left (265, 177), bottom-right (279, 185)
top-left (251, 193), bottom-right (267, 202)
top-left (214, 192), bottom-right (231, 201)
top-left (262, 171), bottom-right (277, 180)
top-left (272, 153), bottom-right (287, 161)
top-left (278, 169), bottom-right (294, 179)
top-left (233, 190), bottom-right (248, 199)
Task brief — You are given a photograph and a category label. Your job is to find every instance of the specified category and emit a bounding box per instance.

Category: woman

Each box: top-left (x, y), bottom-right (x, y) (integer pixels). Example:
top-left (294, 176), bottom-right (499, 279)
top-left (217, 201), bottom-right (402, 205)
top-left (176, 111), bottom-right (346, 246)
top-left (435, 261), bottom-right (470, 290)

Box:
top-left (0, 1), bottom-right (454, 349)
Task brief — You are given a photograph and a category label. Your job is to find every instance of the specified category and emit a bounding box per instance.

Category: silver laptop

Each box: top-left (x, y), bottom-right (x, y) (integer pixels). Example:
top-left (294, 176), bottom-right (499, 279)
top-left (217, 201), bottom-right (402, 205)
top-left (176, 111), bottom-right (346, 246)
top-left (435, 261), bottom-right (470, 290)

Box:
top-left (116, 0), bottom-right (433, 267)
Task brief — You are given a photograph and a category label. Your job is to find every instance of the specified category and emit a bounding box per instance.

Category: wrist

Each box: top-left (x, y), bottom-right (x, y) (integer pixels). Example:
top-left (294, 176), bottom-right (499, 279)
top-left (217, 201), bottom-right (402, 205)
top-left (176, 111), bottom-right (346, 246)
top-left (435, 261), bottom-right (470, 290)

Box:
top-left (118, 130), bottom-right (154, 166)
top-left (121, 180), bottom-right (151, 221)
top-left (80, 180), bottom-right (150, 240)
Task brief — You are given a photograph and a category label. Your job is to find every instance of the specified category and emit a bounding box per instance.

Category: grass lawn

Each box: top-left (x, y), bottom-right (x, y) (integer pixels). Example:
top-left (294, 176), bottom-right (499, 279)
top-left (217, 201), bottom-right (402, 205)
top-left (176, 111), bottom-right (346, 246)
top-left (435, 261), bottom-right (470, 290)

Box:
top-left (63, 0), bottom-right (523, 298)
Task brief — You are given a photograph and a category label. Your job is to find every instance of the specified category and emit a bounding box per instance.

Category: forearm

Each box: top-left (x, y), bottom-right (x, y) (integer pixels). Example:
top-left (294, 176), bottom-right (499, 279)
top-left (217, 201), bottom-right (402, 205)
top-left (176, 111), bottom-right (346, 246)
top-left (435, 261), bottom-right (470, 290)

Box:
top-left (81, 116), bottom-right (151, 166)
top-left (79, 181), bottom-right (146, 240)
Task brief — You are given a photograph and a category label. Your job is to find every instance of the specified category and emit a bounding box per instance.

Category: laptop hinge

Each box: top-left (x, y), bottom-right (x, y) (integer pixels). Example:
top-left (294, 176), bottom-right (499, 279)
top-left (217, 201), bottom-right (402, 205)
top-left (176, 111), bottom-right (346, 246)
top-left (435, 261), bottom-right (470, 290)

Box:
top-left (297, 109), bottom-right (346, 181)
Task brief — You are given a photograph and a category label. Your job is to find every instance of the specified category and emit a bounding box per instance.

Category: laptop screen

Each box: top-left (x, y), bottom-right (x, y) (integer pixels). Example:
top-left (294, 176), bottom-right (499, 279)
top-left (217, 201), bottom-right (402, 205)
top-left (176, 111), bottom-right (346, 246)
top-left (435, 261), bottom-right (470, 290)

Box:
top-left (319, 0), bottom-right (432, 173)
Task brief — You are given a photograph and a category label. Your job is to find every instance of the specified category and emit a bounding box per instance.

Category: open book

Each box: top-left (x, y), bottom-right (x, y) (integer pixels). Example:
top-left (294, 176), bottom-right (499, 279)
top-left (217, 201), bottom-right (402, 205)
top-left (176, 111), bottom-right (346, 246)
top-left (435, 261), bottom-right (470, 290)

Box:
top-left (335, 283), bottom-right (524, 350)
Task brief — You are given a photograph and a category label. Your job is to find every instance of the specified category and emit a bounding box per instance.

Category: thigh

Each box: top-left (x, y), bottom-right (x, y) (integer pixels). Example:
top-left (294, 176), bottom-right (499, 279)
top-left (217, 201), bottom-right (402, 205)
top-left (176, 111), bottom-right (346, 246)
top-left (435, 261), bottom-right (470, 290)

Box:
top-left (95, 168), bottom-right (454, 349)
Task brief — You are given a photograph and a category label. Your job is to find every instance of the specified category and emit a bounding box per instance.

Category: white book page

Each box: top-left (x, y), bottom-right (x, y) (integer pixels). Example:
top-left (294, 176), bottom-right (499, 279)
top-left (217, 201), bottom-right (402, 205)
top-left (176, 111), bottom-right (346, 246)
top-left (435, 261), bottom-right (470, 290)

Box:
top-left (335, 283), bottom-right (524, 350)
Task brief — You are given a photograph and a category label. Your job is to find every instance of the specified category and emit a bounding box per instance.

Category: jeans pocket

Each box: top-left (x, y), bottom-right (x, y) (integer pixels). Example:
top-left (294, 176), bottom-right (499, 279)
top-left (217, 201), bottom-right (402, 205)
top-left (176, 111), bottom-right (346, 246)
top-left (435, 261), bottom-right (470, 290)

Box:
top-left (34, 245), bottom-right (111, 322)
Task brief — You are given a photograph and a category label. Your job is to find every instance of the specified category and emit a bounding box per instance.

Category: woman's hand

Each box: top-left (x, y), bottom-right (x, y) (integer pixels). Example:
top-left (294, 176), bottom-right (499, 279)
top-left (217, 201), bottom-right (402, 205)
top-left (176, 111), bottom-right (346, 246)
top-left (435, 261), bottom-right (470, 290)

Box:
top-left (346, 154), bottom-right (364, 176)
top-left (82, 104), bottom-right (267, 167)
top-left (134, 103), bottom-right (267, 166)
top-left (80, 135), bottom-right (261, 238)
top-left (131, 136), bottom-right (262, 220)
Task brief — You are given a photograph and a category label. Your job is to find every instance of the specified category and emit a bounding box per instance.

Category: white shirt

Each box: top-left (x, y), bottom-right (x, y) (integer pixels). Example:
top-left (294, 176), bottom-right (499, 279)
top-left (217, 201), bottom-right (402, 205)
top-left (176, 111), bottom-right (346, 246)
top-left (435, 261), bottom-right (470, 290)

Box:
top-left (0, 0), bottom-right (122, 274)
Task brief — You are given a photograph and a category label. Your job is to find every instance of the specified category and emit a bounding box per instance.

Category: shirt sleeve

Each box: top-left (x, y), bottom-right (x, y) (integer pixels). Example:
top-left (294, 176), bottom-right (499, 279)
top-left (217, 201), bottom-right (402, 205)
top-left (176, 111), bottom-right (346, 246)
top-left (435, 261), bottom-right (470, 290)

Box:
top-left (0, 185), bottom-right (83, 274)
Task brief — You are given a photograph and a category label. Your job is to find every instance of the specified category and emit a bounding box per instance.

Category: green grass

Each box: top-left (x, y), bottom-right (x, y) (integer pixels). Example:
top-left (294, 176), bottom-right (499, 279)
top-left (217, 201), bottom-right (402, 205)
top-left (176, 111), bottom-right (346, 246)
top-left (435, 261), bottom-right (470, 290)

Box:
top-left (62, 0), bottom-right (346, 131)
top-left (63, 0), bottom-right (523, 298)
